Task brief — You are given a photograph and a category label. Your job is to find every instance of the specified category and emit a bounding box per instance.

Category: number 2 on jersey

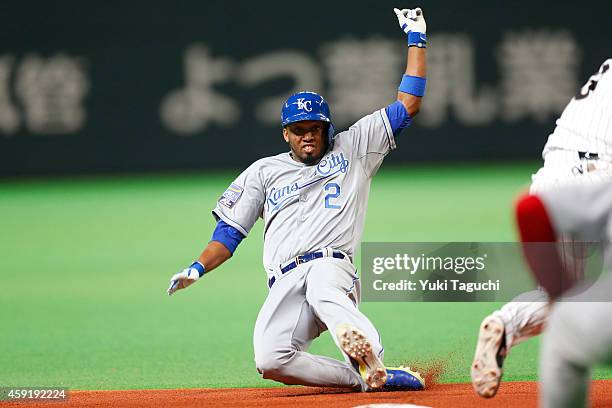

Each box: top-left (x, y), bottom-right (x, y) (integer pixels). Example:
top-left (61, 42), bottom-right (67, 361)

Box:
top-left (324, 183), bottom-right (341, 209)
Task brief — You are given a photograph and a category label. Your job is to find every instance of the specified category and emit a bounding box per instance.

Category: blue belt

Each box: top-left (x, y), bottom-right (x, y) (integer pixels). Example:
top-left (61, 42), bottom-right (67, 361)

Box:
top-left (268, 250), bottom-right (346, 288)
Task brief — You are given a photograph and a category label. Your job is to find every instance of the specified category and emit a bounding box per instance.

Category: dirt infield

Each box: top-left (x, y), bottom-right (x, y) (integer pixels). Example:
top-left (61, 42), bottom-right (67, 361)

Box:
top-left (3, 381), bottom-right (611, 407)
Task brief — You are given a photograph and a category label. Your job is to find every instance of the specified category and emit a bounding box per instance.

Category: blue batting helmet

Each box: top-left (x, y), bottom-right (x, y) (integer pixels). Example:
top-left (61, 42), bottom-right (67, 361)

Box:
top-left (281, 91), bottom-right (335, 145)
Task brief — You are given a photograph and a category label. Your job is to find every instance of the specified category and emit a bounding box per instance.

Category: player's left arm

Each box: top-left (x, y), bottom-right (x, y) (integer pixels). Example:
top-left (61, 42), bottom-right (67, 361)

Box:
top-left (344, 7), bottom-right (427, 178)
top-left (383, 7), bottom-right (427, 136)
top-left (395, 8), bottom-right (427, 118)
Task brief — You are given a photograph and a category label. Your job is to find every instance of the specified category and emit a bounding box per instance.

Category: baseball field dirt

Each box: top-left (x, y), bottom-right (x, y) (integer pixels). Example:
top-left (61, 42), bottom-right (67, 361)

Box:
top-left (3, 381), bottom-right (612, 407)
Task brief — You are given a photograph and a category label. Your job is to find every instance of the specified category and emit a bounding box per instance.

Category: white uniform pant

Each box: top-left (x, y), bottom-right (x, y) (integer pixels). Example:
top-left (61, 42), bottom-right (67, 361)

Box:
top-left (496, 148), bottom-right (612, 349)
top-left (252, 256), bottom-right (382, 390)
top-left (540, 274), bottom-right (612, 408)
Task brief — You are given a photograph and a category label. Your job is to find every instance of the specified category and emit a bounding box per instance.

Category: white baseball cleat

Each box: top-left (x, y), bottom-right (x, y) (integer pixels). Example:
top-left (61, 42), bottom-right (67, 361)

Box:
top-left (337, 324), bottom-right (387, 389)
top-left (471, 315), bottom-right (506, 398)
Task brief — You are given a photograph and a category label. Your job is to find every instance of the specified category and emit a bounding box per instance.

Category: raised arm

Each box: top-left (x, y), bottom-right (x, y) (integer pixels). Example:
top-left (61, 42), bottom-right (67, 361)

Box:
top-left (394, 7), bottom-right (427, 117)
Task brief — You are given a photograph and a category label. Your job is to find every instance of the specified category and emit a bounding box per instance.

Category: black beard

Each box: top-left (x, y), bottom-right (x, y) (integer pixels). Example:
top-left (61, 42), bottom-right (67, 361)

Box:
top-left (300, 153), bottom-right (320, 165)
top-left (289, 142), bottom-right (328, 165)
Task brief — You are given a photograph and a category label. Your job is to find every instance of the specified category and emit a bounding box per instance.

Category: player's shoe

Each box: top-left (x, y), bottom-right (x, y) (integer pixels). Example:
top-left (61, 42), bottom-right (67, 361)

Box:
top-left (471, 315), bottom-right (507, 398)
top-left (383, 366), bottom-right (425, 391)
top-left (336, 325), bottom-right (425, 391)
top-left (337, 324), bottom-right (387, 389)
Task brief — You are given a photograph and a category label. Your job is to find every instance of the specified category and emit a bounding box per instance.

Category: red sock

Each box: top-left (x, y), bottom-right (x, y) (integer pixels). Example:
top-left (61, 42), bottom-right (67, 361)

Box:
top-left (515, 194), bottom-right (556, 243)
top-left (515, 194), bottom-right (574, 298)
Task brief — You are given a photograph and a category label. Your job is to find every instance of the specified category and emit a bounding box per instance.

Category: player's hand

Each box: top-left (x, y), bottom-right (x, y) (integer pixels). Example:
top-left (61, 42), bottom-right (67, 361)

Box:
top-left (393, 7), bottom-right (426, 35)
top-left (167, 265), bottom-right (202, 295)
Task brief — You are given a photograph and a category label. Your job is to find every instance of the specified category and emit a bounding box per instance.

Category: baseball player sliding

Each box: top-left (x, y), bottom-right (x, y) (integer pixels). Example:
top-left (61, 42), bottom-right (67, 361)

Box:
top-left (167, 8), bottom-right (428, 392)
top-left (471, 58), bottom-right (612, 398)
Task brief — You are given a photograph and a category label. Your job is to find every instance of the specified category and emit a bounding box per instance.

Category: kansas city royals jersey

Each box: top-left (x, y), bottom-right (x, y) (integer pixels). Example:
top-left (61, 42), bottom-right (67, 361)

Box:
top-left (213, 108), bottom-right (395, 277)
top-left (543, 59), bottom-right (612, 156)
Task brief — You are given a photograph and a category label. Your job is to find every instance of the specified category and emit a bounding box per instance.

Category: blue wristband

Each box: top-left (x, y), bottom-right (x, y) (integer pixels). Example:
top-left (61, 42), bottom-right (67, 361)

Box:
top-left (190, 261), bottom-right (206, 277)
top-left (407, 31), bottom-right (427, 48)
top-left (398, 75), bottom-right (426, 97)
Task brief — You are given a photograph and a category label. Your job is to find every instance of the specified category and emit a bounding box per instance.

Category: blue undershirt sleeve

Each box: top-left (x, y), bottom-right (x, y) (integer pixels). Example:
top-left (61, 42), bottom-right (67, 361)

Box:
top-left (211, 220), bottom-right (245, 255)
top-left (385, 100), bottom-right (412, 136)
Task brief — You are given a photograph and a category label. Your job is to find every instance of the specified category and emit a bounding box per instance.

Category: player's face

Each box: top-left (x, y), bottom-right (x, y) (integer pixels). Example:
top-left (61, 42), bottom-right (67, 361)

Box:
top-left (283, 120), bottom-right (328, 165)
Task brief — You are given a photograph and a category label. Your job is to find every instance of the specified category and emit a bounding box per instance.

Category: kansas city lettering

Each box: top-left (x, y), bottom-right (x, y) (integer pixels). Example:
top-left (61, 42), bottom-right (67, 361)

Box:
top-left (267, 182), bottom-right (299, 207)
top-left (317, 152), bottom-right (349, 175)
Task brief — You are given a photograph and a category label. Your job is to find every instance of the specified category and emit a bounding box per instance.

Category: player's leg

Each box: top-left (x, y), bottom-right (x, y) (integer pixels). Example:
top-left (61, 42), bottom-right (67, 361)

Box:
top-left (493, 290), bottom-right (550, 347)
top-left (471, 160), bottom-right (557, 397)
top-left (495, 153), bottom-right (607, 343)
top-left (253, 265), bottom-right (364, 390)
top-left (304, 258), bottom-right (424, 390)
top-left (471, 290), bottom-right (550, 397)
top-left (540, 275), bottom-right (612, 408)
top-left (540, 303), bottom-right (591, 408)
top-left (304, 258), bottom-right (383, 357)
top-left (490, 157), bottom-right (612, 349)
top-left (472, 151), bottom-right (595, 397)
top-left (531, 151), bottom-right (612, 280)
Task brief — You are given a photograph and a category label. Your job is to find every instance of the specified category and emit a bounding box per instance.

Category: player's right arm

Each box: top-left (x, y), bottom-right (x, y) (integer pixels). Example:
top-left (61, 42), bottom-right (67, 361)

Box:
top-left (167, 161), bottom-right (265, 295)
top-left (166, 222), bottom-right (242, 295)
